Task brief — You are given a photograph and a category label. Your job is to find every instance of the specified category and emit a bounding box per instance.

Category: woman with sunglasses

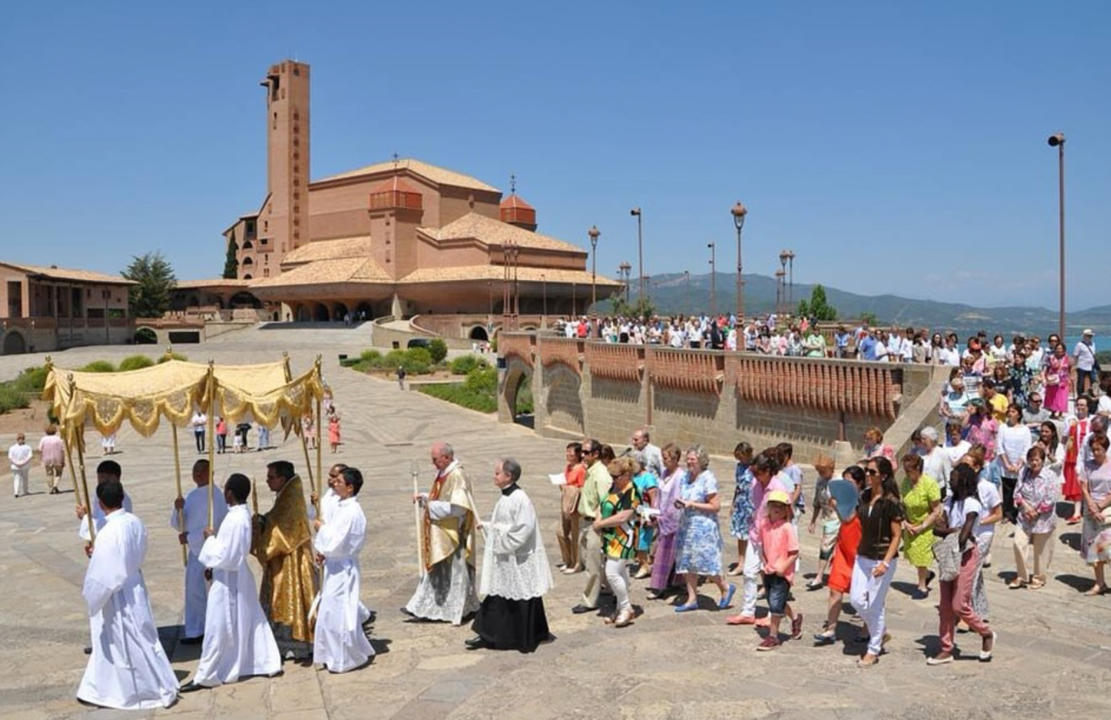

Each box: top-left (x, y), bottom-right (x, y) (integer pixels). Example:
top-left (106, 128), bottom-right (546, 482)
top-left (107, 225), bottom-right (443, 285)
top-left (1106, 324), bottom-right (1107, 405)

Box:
top-left (850, 457), bottom-right (904, 667)
top-left (814, 465), bottom-right (867, 646)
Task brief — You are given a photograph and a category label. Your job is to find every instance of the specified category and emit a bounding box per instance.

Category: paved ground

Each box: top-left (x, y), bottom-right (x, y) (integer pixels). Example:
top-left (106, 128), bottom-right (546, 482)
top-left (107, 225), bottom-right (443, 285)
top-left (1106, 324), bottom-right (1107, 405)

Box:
top-left (2, 327), bottom-right (1111, 719)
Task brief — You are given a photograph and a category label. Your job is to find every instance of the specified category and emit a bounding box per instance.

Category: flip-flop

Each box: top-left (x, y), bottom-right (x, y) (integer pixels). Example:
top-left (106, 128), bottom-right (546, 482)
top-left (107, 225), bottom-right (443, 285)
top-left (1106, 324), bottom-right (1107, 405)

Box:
top-left (674, 602), bottom-right (700, 613)
top-left (718, 583), bottom-right (737, 609)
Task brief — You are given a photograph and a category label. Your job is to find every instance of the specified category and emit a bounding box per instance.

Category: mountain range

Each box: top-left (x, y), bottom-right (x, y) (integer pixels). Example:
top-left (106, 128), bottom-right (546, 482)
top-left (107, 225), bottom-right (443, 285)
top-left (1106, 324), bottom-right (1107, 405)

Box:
top-left (610, 272), bottom-right (1111, 338)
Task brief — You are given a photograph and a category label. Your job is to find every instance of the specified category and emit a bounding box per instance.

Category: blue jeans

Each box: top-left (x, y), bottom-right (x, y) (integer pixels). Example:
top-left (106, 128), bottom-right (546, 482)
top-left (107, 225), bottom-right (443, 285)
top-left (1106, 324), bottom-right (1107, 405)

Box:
top-left (763, 573), bottom-right (790, 616)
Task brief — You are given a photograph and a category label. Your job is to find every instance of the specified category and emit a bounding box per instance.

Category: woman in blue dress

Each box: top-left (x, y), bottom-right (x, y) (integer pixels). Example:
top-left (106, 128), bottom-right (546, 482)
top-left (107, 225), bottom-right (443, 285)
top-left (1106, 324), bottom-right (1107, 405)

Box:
top-left (673, 445), bottom-right (737, 612)
top-left (728, 441), bottom-right (755, 576)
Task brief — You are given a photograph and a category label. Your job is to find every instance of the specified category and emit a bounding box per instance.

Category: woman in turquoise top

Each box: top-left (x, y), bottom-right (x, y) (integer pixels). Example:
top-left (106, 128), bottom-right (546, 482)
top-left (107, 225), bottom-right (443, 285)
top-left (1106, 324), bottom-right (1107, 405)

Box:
top-left (631, 451), bottom-right (658, 579)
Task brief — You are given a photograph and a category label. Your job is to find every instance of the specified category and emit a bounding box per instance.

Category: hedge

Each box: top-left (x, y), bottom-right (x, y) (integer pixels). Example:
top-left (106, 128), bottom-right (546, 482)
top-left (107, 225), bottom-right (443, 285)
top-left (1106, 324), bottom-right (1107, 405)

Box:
top-left (119, 355), bottom-right (156, 372)
top-left (417, 383), bottom-right (498, 413)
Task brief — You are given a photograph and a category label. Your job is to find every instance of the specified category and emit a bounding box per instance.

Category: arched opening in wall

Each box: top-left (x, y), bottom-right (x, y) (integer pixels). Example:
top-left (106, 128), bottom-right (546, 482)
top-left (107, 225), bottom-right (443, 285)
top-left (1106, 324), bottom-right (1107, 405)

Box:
top-left (2, 331), bottom-right (27, 355)
top-left (503, 363), bottom-right (534, 429)
top-left (242, 274), bottom-right (253, 280)
top-left (333, 302), bottom-right (350, 322)
top-left (469, 326), bottom-right (489, 342)
top-left (230, 291), bottom-right (261, 309)
top-left (242, 240), bottom-right (254, 250)
top-left (133, 327), bottom-right (158, 345)
top-left (296, 304), bottom-right (312, 322)
top-left (543, 363), bottom-right (585, 435)
top-left (354, 302), bottom-right (373, 322)
top-left (313, 304), bottom-right (330, 322)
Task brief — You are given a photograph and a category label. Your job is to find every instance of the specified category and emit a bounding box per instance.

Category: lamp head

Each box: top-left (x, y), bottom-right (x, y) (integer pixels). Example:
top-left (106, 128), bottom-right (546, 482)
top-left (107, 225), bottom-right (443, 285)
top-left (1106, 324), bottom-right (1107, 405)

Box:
top-left (630, 207), bottom-right (641, 217)
top-left (588, 225), bottom-right (600, 241)
top-left (732, 202), bottom-right (747, 229)
top-left (1047, 133), bottom-right (1065, 147)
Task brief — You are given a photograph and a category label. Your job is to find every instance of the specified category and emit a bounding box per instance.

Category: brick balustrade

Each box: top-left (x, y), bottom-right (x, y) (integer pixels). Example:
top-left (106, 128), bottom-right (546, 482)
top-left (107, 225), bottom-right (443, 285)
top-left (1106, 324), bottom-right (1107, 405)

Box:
top-left (499, 333), bottom-right (535, 369)
top-left (647, 347), bottom-right (724, 393)
top-left (584, 342), bottom-right (644, 383)
top-left (537, 336), bottom-right (584, 376)
top-left (729, 355), bottom-right (902, 418)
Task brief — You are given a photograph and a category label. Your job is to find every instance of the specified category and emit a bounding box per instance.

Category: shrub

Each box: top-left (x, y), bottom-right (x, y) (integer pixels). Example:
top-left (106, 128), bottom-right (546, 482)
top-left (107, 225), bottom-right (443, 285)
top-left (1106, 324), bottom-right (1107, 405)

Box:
top-left (428, 338), bottom-right (448, 363)
top-left (118, 355), bottom-right (155, 372)
top-left (449, 354), bottom-right (488, 375)
top-left (0, 383), bottom-right (30, 414)
top-left (81, 360), bottom-right (116, 373)
top-left (12, 366), bottom-right (48, 393)
top-left (406, 347), bottom-right (433, 366)
top-left (133, 327), bottom-right (158, 344)
top-left (417, 383), bottom-right (498, 413)
top-left (464, 366), bottom-right (497, 394)
top-left (158, 352), bottom-right (188, 363)
top-left (360, 349), bottom-right (382, 363)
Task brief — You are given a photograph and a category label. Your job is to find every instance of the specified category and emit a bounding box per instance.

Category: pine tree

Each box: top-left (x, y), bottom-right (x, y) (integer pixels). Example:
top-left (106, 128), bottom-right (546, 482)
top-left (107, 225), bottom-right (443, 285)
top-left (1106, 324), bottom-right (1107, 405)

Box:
top-left (122, 252), bottom-right (177, 318)
top-left (222, 238), bottom-right (238, 279)
top-left (798, 284), bottom-right (837, 321)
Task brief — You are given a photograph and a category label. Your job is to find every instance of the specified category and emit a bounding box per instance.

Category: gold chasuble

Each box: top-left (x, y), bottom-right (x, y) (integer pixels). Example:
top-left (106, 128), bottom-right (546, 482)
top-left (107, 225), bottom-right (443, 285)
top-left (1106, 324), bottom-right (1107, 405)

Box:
top-left (254, 475), bottom-right (317, 644)
top-left (422, 464), bottom-right (480, 571)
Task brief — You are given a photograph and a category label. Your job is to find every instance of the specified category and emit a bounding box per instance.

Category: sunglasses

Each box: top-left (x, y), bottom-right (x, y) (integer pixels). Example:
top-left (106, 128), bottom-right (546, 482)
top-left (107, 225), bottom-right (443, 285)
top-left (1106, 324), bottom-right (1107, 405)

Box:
top-left (609, 473), bottom-right (624, 479)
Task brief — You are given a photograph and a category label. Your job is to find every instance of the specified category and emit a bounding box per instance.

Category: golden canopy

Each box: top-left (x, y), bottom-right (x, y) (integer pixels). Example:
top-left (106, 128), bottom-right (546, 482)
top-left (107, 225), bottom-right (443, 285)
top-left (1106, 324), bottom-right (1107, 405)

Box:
top-left (43, 357), bottom-right (324, 441)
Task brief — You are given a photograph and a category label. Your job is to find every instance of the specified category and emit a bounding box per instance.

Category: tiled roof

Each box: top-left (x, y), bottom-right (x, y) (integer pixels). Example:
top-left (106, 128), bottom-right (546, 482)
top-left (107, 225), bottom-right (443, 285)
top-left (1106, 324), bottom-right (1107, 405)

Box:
top-left (314, 158), bottom-right (499, 193)
top-left (421, 212), bottom-right (584, 253)
top-left (282, 236), bottom-right (370, 264)
top-left (249, 257), bottom-right (390, 289)
top-left (399, 264), bottom-right (621, 287)
top-left (175, 278), bottom-right (253, 290)
top-left (0, 261), bottom-right (137, 286)
top-left (499, 194), bottom-right (534, 210)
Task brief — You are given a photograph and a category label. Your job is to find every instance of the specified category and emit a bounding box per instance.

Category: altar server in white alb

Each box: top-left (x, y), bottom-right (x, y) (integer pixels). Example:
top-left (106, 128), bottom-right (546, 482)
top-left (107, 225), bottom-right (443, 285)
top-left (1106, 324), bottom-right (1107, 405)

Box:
top-left (180, 474), bottom-right (281, 692)
top-left (171, 459), bottom-right (228, 644)
top-left (77, 460), bottom-right (132, 546)
top-left (77, 481), bottom-right (179, 710)
top-left (466, 458), bottom-right (553, 653)
top-left (312, 466), bottom-right (374, 672)
top-left (311, 463), bottom-right (372, 626)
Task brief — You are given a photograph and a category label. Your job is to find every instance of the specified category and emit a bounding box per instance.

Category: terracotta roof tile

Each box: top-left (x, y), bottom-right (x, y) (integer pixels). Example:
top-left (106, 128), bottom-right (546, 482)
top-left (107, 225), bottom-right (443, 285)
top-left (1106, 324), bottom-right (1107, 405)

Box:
top-left (282, 236), bottom-right (370, 264)
top-left (420, 212), bottom-right (583, 253)
top-left (315, 158), bottom-right (499, 193)
top-left (0, 261), bottom-right (137, 286)
top-left (399, 265), bottom-right (621, 286)
top-left (499, 194), bottom-right (534, 210)
top-left (175, 278), bottom-right (254, 290)
top-left (249, 257), bottom-right (390, 289)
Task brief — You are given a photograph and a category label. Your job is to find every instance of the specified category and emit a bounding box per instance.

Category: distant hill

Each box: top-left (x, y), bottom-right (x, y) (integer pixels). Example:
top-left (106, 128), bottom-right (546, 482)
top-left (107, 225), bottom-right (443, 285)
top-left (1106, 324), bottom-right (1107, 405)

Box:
top-left (604, 272), bottom-right (1111, 337)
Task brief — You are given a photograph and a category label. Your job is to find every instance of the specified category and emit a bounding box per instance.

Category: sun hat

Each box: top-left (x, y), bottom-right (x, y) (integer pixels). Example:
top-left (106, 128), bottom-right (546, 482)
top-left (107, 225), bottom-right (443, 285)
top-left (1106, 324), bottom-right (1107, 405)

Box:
top-left (767, 490), bottom-right (791, 506)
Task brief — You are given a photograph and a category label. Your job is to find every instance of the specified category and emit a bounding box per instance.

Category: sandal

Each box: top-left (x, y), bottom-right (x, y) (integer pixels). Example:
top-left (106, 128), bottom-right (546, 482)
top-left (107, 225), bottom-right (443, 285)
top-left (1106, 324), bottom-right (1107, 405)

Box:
top-left (1007, 579), bottom-right (1027, 589)
top-left (1083, 584), bottom-right (1108, 596)
top-left (1028, 578), bottom-right (1045, 590)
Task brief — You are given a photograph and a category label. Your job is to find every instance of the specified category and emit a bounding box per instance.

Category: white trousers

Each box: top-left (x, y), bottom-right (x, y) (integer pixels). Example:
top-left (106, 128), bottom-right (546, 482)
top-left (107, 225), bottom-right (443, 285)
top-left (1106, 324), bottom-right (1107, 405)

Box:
top-left (183, 551), bottom-right (208, 639)
top-left (741, 538), bottom-right (763, 617)
top-left (12, 467), bottom-right (29, 497)
top-left (604, 558), bottom-right (632, 612)
top-left (849, 556), bottom-right (897, 656)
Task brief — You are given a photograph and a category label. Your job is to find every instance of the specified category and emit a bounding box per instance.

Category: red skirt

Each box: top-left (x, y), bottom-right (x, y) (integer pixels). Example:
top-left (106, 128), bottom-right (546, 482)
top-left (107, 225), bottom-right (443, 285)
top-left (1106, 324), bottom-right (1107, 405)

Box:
top-left (828, 516), bottom-right (862, 593)
top-left (1063, 462), bottom-right (1082, 502)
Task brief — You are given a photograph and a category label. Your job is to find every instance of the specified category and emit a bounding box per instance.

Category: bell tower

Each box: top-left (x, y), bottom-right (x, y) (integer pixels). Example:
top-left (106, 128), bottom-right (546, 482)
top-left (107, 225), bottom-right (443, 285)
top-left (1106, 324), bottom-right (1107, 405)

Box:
top-left (259, 60), bottom-right (310, 264)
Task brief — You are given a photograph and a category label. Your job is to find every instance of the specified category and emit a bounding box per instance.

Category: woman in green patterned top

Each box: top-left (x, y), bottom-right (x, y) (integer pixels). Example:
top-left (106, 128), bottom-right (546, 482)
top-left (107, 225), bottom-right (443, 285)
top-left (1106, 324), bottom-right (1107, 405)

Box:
top-left (899, 453), bottom-right (942, 600)
top-left (593, 456), bottom-right (641, 627)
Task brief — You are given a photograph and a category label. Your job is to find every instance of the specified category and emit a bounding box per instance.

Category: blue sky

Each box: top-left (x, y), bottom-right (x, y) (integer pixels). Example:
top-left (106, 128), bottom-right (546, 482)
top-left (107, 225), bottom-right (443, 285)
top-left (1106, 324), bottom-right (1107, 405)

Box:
top-left (1, 1), bottom-right (1108, 309)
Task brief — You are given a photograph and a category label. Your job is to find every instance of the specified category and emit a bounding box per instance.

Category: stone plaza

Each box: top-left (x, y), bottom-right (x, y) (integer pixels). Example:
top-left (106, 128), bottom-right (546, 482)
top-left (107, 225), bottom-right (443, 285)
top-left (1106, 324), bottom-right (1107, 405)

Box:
top-left (1, 327), bottom-right (1110, 720)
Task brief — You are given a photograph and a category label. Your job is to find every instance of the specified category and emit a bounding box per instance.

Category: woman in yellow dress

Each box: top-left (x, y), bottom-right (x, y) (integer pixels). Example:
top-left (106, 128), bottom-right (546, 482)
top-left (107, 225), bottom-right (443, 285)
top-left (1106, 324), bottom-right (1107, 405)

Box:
top-left (899, 453), bottom-right (942, 600)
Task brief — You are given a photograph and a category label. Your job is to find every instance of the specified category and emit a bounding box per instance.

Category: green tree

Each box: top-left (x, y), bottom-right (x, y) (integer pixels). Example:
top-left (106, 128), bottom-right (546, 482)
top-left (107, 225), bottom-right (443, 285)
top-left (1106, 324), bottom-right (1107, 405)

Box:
top-left (122, 251), bottom-right (177, 318)
top-left (610, 292), bottom-right (656, 320)
top-left (860, 311), bottom-right (879, 326)
top-left (222, 238), bottom-right (238, 279)
top-left (797, 284), bottom-right (837, 321)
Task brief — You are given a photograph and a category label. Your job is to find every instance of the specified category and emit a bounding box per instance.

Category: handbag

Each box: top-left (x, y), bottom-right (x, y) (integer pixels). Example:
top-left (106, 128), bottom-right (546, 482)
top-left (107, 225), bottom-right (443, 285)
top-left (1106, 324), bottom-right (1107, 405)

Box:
top-left (932, 532), bottom-right (962, 582)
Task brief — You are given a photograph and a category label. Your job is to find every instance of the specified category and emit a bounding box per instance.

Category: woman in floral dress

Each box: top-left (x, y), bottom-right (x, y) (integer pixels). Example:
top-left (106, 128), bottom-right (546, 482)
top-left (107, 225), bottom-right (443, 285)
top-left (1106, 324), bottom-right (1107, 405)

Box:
top-left (1010, 446), bottom-right (1058, 589)
top-left (673, 445), bottom-right (735, 612)
top-left (728, 442), bottom-right (755, 577)
top-left (1043, 342), bottom-right (1071, 416)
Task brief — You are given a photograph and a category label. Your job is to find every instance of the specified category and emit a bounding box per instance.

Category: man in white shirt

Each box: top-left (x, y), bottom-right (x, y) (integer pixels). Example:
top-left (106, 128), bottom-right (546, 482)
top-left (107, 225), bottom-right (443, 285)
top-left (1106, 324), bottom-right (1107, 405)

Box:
top-left (918, 427), bottom-right (953, 497)
top-left (631, 428), bottom-right (663, 478)
top-left (191, 411), bottom-right (207, 453)
top-left (171, 459), bottom-right (228, 644)
top-left (8, 433), bottom-right (33, 498)
top-left (1073, 329), bottom-right (1098, 398)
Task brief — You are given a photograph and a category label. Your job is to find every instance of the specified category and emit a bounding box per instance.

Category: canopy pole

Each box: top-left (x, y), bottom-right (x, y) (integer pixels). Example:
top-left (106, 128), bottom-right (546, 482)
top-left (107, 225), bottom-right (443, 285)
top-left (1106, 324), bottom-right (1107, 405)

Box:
top-left (67, 374), bottom-right (96, 544)
top-left (315, 355), bottom-right (323, 513)
top-left (206, 362), bottom-right (216, 528)
top-left (171, 423), bottom-right (188, 567)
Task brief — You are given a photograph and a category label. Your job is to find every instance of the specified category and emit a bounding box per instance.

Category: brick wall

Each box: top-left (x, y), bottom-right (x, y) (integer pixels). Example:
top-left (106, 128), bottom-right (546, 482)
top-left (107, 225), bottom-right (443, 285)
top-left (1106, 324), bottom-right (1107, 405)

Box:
top-left (499, 332), bottom-right (938, 461)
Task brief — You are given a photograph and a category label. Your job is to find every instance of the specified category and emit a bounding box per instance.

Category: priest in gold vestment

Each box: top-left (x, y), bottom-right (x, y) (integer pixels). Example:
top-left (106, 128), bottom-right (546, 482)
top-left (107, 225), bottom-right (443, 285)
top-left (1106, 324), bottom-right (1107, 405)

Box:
top-left (404, 442), bottom-right (480, 625)
top-left (254, 460), bottom-right (317, 659)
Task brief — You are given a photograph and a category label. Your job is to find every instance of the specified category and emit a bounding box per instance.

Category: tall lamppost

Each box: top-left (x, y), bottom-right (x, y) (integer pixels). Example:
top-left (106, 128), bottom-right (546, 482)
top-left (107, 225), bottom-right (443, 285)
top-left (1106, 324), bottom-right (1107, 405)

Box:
top-left (1048, 132), bottom-right (1066, 343)
top-left (783, 249), bottom-right (796, 313)
top-left (732, 201), bottom-right (747, 322)
top-left (618, 262), bottom-right (632, 303)
top-left (777, 250), bottom-right (789, 316)
top-left (707, 242), bottom-right (716, 317)
top-left (684, 270), bottom-right (691, 316)
top-left (630, 207), bottom-right (644, 303)
top-left (541, 273), bottom-right (547, 320)
top-left (588, 225), bottom-right (600, 309)
top-left (775, 269), bottom-right (786, 316)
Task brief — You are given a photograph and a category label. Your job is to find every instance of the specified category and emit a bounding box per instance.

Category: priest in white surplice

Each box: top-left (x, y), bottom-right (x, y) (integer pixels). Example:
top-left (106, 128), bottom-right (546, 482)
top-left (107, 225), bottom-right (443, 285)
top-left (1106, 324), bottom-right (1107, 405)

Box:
top-left (77, 481), bottom-right (179, 710)
top-left (180, 474), bottom-right (280, 692)
top-left (312, 466), bottom-right (374, 672)
top-left (466, 458), bottom-right (553, 653)
top-left (171, 459), bottom-right (228, 644)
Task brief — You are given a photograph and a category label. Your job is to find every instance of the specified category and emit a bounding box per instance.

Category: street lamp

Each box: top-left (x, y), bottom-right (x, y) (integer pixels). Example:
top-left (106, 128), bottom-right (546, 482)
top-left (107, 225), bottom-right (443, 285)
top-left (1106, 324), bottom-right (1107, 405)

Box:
top-left (684, 270), bottom-right (690, 316)
top-left (541, 273), bottom-right (547, 320)
top-left (1048, 132), bottom-right (1066, 343)
top-left (630, 207), bottom-right (644, 303)
top-left (775, 269), bottom-right (786, 316)
top-left (783, 250), bottom-right (796, 313)
top-left (618, 262), bottom-right (632, 303)
top-left (732, 201), bottom-right (747, 322)
top-left (778, 250), bottom-right (790, 316)
top-left (588, 225), bottom-right (600, 308)
top-left (707, 242), bottom-right (716, 317)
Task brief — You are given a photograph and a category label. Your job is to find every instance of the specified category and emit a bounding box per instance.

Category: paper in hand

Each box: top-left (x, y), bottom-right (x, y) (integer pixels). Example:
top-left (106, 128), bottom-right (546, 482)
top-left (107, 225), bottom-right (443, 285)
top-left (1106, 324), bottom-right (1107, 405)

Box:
top-left (548, 473), bottom-right (566, 486)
